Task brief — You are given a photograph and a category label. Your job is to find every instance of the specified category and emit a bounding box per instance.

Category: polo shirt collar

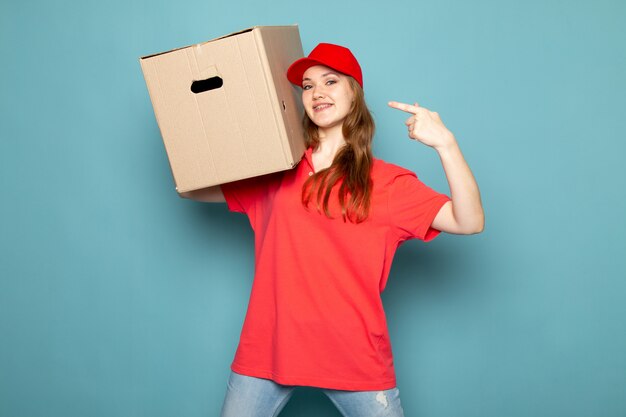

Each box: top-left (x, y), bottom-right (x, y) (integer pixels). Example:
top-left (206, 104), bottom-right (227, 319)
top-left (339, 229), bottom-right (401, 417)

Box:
top-left (303, 145), bottom-right (315, 171)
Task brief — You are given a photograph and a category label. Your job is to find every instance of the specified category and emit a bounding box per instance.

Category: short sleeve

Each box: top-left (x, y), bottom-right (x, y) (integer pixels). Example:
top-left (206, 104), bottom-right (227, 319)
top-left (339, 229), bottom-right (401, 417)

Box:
top-left (220, 171), bottom-right (284, 216)
top-left (388, 173), bottom-right (451, 242)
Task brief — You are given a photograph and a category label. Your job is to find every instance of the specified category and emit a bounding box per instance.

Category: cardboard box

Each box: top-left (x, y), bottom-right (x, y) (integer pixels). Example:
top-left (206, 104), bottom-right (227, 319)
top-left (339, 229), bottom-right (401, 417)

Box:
top-left (140, 25), bottom-right (306, 192)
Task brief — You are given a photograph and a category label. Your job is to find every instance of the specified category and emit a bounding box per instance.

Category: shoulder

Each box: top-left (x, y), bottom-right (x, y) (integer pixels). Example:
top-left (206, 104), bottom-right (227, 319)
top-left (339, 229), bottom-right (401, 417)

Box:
top-left (371, 157), bottom-right (417, 187)
top-left (222, 169), bottom-right (285, 191)
top-left (221, 169), bottom-right (285, 208)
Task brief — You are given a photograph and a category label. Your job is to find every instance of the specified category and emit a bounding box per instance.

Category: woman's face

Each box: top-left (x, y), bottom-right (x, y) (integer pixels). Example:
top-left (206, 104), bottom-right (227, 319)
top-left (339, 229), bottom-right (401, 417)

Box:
top-left (301, 65), bottom-right (355, 130)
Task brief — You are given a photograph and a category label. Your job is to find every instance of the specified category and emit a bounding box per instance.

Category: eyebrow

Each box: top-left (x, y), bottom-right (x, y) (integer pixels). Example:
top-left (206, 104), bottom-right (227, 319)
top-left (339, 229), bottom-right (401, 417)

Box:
top-left (302, 72), bottom-right (339, 82)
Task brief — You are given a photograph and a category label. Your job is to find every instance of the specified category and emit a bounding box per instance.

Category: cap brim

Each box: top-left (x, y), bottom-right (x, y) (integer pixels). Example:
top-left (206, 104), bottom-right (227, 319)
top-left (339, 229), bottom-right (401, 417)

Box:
top-left (286, 58), bottom-right (324, 87)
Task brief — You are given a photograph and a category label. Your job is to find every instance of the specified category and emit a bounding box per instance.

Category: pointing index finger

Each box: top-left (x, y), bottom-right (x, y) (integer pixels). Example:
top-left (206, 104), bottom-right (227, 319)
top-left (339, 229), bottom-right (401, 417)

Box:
top-left (388, 101), bottom-right (419, 114)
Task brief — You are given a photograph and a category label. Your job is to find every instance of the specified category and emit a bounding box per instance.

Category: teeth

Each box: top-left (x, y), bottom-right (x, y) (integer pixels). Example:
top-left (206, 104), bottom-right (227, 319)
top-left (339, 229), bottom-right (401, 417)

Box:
top-left (314, 104), bottom-right (332, 110)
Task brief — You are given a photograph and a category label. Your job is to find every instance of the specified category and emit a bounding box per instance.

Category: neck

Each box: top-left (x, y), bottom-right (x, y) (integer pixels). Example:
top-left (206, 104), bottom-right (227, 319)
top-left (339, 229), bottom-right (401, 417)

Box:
top-left (315, 125), bottom-right (346, 157)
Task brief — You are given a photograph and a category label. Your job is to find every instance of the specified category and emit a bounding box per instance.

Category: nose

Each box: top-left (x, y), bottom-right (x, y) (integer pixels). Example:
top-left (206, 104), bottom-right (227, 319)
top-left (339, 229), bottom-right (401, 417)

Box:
top-left (311, 83), bottom-right (325, 99)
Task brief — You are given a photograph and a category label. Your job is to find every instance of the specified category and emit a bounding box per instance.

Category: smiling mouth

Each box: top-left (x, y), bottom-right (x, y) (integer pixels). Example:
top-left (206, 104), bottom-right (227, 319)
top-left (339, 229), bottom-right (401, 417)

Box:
top-left (313, 104), bottom-right (333, 112)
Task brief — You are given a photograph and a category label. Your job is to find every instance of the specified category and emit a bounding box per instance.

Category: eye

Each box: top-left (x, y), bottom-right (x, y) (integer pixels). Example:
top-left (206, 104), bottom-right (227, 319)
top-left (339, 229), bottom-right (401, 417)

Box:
top-left (326, 79), bottom-right (337, 86)
top-left (303, 84), bottom-right (312, 90)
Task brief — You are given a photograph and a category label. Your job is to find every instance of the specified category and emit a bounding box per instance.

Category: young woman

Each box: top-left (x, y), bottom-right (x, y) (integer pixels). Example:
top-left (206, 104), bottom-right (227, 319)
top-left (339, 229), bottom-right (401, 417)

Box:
top-left (180, 43), bottom-right (484, 417)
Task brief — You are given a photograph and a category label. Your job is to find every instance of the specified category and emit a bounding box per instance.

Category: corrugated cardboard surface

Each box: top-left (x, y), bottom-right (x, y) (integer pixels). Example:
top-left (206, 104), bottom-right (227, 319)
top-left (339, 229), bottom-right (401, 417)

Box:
top-left (140, 25), bottom-right (305, 192)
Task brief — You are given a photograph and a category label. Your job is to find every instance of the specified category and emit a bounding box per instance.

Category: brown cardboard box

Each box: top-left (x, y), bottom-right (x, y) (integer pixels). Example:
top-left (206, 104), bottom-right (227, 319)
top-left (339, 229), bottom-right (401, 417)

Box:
top-left (140, 25), bottom-right (306, 192)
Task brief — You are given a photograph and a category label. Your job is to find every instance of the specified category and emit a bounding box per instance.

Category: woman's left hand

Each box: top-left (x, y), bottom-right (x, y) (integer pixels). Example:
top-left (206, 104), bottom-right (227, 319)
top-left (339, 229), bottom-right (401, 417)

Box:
top-left (388, 101), bottom-right (456, 151)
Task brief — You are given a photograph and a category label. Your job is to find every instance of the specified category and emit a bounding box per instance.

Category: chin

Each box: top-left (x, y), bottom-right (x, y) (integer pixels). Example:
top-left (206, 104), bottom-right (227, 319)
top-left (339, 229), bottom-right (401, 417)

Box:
top-left (311, 115), bottom-right (339, 126)
top-left (313, 121), bottom-right (337, 129)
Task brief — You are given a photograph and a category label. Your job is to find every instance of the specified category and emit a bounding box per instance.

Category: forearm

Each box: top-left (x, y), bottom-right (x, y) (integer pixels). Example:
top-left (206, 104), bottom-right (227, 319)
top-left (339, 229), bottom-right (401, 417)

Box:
top-left (436, 137), bottom-right (484, 233)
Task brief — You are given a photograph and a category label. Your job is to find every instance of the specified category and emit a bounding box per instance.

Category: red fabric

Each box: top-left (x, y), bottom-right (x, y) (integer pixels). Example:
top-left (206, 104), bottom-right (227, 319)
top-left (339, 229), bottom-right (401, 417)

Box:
top-left (220, 147), bottom-right (451, 391)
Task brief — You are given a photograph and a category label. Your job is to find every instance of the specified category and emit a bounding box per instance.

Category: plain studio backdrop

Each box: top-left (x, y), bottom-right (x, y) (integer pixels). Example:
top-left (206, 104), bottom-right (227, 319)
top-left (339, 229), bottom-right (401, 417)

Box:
top-left (1, 0), bottom-right (625, 416)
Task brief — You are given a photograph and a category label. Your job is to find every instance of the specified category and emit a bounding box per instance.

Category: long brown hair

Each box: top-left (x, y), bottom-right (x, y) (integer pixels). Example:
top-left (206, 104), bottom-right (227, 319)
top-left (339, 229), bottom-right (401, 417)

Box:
top-left (301, 77), bottom-right (375, 223)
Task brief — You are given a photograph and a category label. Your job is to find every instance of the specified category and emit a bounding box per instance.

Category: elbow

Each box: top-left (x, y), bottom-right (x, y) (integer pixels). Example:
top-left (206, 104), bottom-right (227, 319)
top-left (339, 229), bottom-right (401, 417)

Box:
top-left (460, 215), bottom-right (485, 235)
top-left (472, 222), bottom-right (485, 234)
top-left (469, 215), bottom-right (485, 235)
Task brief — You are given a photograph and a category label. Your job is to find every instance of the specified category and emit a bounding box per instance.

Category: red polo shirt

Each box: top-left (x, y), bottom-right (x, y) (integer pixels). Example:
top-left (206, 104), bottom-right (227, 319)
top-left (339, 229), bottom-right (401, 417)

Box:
top-left (220, 147), bottom-right (450, 391)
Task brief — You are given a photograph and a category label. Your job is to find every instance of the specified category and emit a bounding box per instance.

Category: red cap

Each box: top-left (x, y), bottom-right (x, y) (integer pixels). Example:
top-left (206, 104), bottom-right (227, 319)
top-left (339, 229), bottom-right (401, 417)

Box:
top-left (286, 43), bottom-right (363, 88)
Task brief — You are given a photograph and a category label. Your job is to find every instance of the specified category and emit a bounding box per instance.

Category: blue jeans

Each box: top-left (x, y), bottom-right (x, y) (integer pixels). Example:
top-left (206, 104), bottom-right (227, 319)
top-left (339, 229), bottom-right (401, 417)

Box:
top-left (220, 371), bottom-right (405, 417)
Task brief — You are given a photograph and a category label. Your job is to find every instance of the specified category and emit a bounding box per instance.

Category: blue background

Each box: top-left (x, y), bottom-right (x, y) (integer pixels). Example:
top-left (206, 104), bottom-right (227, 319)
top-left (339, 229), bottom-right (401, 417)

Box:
top-left (1, 0), bottom-right (625, 416)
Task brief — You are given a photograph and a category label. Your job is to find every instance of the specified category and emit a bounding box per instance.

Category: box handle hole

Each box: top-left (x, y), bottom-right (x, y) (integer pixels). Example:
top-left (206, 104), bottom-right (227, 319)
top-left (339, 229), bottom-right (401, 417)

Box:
top-left (191, 76), bottom-right (223, 94)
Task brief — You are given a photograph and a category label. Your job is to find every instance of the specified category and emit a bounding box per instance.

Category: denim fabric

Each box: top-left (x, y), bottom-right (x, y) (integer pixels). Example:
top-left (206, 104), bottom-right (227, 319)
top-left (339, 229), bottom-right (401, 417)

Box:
top-left (219, 371), bottom-right (405, 417)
